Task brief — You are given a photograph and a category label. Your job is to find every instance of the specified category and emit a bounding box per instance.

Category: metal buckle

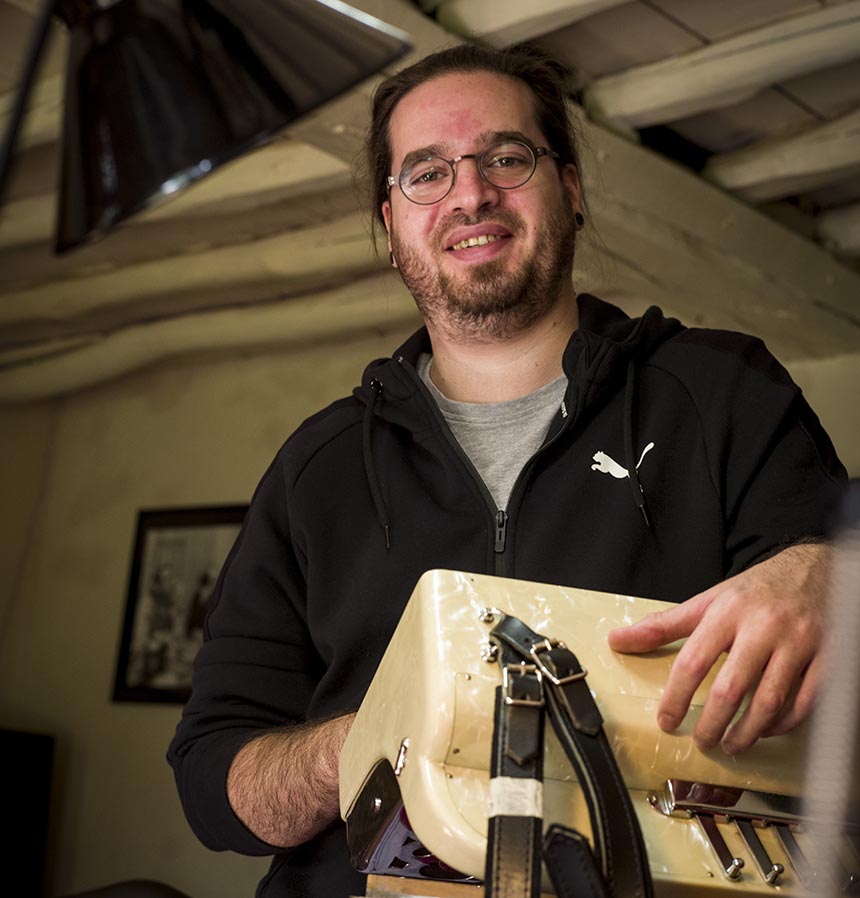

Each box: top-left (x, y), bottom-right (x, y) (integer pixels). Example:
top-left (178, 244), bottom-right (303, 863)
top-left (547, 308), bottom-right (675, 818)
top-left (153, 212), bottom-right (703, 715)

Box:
top-left (502, 663), bottom-right (544, 707)
top-left (529, 638), bottom-right (588, 687)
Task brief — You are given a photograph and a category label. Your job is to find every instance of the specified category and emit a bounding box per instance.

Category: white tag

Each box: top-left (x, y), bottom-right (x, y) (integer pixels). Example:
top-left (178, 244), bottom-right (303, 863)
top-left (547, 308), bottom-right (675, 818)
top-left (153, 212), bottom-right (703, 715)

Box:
top-left (488, 776), bottom-right (543, 818)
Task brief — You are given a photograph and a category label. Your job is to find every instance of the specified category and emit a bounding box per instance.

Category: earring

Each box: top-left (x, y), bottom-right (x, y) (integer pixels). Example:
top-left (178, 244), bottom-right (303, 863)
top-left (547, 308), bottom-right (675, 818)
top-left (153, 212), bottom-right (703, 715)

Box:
top-left (574, 212), bottom-right (585, 228)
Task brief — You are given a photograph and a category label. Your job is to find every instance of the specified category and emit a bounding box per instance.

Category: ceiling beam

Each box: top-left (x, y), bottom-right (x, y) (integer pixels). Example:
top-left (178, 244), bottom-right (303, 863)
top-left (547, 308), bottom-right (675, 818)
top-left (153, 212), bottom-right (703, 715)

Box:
top-left (817, 202), bottom-right (860, 258)
top-left (702, 107), bottom-right (860, 202)
top-left (0, 212), bottom-right (381, 342)
top-left (0, 136), bottom-right (349, 251)
top-left (575, 114), bottom-right (860, 359)
top-left (0, 273), bottom-right (421, 403)
top-left (0, 174), bottom-right (363, 299)
top-left (584, 2), bottom-right (860, 128)
top-left (433, 0), bottom-right (626, 48)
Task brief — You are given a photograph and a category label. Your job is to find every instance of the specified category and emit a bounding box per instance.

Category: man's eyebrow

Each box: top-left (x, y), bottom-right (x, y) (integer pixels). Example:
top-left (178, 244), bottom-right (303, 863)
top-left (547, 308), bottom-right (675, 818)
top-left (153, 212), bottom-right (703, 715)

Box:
top-left (477, 129), bottom-right (536, 147)
top-left (397, 131), bottom-right (539, 170)
top-left (399, 143), bottom-right (448, 171)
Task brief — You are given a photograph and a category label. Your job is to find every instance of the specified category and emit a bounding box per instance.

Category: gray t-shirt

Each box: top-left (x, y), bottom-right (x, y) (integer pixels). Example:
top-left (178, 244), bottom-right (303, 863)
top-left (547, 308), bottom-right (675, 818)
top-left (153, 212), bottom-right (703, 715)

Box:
top-left (417, 353), bottom-right (567, 510)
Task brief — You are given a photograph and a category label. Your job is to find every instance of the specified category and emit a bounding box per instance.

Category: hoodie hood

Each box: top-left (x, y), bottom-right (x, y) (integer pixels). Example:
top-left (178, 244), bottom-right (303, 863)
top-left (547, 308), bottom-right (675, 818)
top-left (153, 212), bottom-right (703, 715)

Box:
top-left (355, 294), bottom-right (683, 418)
top-left (353, 294), bottom-right (685, 543)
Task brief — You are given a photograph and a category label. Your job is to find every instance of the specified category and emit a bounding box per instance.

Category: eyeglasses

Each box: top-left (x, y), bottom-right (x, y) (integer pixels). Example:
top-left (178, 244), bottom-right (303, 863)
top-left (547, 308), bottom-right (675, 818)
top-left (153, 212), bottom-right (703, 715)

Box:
top-left (387, 140), bottom-right (559, 205)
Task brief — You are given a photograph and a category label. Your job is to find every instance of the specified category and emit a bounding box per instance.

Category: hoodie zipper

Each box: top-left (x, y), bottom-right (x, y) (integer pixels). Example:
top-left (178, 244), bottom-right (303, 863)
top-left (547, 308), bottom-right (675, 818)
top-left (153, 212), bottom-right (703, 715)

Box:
top-left (494, 400), bottom-right (574, 574)
top-left (394, 358), bottom-right (505, 572)
top-left (394, 358), bottom-right (576, 578)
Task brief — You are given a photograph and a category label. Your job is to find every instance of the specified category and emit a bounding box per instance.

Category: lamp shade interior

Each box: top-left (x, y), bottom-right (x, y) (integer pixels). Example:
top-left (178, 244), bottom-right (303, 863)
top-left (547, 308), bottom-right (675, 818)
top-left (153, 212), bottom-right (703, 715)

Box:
top-left (56, 0), bottom-right (411, 252)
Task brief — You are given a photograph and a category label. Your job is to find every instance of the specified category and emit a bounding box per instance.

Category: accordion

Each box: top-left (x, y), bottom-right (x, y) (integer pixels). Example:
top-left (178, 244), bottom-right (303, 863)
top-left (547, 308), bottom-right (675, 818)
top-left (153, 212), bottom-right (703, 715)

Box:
top-left (339, 570), bottom-right (860, 896)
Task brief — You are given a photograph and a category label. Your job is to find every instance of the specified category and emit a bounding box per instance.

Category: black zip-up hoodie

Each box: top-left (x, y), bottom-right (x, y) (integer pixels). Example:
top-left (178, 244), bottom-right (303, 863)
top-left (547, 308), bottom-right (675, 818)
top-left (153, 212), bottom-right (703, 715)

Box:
top-left (168, 294), bottom-right (845, 898)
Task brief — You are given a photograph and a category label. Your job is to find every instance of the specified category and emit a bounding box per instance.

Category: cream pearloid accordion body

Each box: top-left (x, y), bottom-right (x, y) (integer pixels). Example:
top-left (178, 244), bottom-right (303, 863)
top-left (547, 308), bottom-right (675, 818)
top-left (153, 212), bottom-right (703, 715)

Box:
top-left (339, 570), bottom-right (832, 896)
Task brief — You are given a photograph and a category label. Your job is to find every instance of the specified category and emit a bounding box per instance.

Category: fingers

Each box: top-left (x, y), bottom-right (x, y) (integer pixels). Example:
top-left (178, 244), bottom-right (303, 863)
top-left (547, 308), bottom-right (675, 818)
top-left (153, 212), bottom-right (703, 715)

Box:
top-left (608, 589), bottom-right (714, 654)
top-left (763, 653), bottom-right (823, 738)
top-left (610, 546), bottom-right (829, 754)
top-left (699, 638), bottom-right (796, 753)
top-left (656, 604), bottom-right (739, 736)
top-left (696, 639), bottom-right (819, 753)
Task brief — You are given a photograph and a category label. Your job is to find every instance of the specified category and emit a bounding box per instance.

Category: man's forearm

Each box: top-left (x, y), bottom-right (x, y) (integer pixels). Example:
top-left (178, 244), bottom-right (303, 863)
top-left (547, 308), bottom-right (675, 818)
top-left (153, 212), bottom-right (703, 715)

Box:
top-left (226, 712), bottom-right (355, 848)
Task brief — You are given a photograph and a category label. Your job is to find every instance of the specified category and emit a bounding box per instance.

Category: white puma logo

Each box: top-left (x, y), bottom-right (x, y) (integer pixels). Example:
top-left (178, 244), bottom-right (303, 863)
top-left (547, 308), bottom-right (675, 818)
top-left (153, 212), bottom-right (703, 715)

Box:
top-left (591, 442), bottom-right (654, 479)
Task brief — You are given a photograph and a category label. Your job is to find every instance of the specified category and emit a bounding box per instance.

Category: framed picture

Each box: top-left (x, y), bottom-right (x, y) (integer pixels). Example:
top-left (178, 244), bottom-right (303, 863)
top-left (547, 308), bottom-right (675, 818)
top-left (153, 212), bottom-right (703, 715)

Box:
top-left (113, 505), bottom-right (247, 703)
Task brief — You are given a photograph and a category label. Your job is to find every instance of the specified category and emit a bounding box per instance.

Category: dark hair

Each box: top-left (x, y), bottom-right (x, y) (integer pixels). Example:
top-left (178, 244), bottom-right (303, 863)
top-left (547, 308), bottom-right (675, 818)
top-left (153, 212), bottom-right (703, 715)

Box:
top-left (365, 43), bottom-right (584, 231)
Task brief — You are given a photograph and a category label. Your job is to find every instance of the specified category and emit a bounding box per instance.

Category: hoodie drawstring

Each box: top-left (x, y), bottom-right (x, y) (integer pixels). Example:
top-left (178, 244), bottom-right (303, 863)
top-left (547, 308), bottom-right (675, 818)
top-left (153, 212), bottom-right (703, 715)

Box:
top-left (623, 357), bottom-right (652, 530)
top-left (363, 378), bottom-right (391, 549)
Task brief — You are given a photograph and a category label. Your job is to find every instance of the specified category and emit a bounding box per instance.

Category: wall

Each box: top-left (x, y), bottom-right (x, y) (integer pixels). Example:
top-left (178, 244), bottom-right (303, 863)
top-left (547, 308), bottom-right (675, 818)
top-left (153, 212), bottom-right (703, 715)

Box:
top-left (786, 352), bottom-right (860, 478)
top-left (0, 327), bottom-right (412, 898)
top-left (0, 400), bottom-right (56, 639)
top-left (0, 321), bottom-right (856, 898)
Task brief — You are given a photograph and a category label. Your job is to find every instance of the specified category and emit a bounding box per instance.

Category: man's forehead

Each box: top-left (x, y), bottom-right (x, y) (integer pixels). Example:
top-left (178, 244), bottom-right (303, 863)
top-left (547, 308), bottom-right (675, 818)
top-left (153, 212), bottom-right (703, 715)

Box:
top-left (388, 72), bottom-right (541, 162)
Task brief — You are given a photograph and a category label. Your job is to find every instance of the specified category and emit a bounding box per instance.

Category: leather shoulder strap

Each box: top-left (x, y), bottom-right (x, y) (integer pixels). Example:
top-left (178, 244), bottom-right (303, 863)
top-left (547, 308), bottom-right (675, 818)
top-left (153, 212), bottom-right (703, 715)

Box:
top-left (490, 614), bottom-right (654, 898)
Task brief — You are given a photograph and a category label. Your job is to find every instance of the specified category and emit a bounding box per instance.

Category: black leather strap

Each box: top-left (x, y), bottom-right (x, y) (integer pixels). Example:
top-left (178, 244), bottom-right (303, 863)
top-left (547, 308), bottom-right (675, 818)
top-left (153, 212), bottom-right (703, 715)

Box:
top-left (484, 636), bottom-right (545, 898)
top-left (543, 824), bottom-right (609, 898)
top-left (490, 614), bottom-right (654, 898)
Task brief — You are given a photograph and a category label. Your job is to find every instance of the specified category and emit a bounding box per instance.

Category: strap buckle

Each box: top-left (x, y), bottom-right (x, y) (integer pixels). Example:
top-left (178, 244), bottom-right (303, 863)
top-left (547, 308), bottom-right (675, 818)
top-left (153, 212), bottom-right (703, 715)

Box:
top-left (502, 663), bottom-right (544, 707)
top-left (530, 638), bottom-right (589, 687)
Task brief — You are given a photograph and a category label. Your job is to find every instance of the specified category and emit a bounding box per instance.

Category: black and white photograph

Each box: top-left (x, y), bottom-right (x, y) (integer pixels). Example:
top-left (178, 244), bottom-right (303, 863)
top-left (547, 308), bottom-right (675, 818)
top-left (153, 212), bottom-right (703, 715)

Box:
top-left (113, 506), bottom-right (247, 703)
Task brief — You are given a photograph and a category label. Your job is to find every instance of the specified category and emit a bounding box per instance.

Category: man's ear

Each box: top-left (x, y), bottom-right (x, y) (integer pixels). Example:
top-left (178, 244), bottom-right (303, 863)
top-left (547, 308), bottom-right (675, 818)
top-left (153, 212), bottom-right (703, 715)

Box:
top-left (381, 200), bottom-right (397, 268)
top-left (382, 200), bottom-right (393, 252)
top-left (561, 163), bottom-right (583, 219)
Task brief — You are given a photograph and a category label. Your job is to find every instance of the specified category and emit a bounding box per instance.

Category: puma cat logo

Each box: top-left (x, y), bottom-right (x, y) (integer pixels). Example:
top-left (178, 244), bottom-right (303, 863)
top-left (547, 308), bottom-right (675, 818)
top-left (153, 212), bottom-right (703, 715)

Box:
top-left (591, 442), bottom-right (654, 479)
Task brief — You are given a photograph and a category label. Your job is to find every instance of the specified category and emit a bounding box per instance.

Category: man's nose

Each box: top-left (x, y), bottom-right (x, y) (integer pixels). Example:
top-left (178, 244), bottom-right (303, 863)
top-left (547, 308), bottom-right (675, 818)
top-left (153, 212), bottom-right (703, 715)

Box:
top-left (448, 158), bottom-right (499, 213)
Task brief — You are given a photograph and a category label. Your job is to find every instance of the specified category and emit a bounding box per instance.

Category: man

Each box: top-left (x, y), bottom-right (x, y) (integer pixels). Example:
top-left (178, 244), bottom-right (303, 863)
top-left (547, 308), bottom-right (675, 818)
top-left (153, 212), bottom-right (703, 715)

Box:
top-left (167, 44), bottom-right (845, 898)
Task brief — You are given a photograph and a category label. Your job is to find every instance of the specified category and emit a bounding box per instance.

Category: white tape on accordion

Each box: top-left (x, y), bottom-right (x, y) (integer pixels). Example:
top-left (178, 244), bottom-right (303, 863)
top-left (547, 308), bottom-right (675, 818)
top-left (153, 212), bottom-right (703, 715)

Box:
top-left (488, 776), bottom-right (543, 818)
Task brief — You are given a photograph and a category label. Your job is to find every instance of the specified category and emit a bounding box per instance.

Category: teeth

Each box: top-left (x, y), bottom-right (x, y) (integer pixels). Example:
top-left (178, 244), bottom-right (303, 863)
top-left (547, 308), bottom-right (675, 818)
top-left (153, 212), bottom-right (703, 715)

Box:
top-left (451, 234), bottom-right (503, 251)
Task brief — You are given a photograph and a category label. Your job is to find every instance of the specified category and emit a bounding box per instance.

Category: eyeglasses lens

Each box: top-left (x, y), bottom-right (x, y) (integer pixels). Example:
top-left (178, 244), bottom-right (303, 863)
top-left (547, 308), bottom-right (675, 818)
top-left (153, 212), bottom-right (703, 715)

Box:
top-left (401, 141), bottom-right (536, 204)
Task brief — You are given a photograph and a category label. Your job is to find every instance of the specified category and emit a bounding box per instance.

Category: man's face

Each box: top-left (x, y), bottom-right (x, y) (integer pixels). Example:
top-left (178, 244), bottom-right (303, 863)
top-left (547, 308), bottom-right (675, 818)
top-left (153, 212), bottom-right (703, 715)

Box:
top-left (382, 70), bottom-right (583, 340)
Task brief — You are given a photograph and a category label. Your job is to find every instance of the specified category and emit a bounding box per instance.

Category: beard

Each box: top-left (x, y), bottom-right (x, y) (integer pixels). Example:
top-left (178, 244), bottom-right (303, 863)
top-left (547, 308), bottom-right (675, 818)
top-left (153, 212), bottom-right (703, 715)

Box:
top-left (390, 199), bottom-right (578, 341)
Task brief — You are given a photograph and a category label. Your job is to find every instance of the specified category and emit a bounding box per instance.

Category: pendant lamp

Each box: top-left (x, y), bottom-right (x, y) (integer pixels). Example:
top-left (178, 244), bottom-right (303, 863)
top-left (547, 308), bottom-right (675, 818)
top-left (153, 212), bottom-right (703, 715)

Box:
top-left (0, 0), bottom-right (411, 253)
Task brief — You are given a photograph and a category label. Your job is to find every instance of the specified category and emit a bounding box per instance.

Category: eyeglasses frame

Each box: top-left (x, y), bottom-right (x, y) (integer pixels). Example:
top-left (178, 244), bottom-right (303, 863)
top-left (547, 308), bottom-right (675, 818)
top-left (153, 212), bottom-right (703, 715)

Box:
top-left (386, 141), bottom-right (560, 206)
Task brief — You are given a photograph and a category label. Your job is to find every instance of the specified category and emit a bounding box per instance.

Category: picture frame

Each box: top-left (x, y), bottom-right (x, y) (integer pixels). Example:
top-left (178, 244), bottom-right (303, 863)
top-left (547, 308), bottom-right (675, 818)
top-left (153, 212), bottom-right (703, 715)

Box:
top-left (113, 505), bottom-right (247, 703)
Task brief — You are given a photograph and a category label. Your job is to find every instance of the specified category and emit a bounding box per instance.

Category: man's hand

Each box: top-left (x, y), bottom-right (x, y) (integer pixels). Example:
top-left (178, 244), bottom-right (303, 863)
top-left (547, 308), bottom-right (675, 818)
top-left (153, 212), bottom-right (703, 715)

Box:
top-left (608, 544), bottom-right (831, 755)
top-left (227, 712), bottom-right (355, 848)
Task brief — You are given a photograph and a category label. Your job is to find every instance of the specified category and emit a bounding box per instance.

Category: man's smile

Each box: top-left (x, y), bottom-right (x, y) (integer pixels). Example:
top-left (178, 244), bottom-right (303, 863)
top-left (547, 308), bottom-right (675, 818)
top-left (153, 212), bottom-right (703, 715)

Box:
top-left (450, 233), bottom-right (506, 251)
top-left (443, 223), bottom-right (514, 261)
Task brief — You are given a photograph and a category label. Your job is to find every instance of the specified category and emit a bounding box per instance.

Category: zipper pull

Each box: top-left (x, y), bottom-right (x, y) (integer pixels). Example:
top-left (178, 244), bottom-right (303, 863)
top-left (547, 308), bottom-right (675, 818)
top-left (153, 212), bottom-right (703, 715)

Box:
top-left (494, 510), bottom-right (507, 553)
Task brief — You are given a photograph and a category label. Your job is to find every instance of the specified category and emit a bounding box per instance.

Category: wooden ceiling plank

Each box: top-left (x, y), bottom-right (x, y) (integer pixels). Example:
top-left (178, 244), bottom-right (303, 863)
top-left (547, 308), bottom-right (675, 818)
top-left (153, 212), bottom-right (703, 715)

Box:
top-left (4, 0), bottom-right (46, 16)
top-left (584, 1), bottom-right (860, 127)
top-left (702, 108), bottom-right (860, 201)
top-left (0, 70), bottom-right (63, 151)
top-left (434, 0), bottom-right (627, 47)
top-left (668, 87), bottom-right (815, 154)
top-left (533, 2), bottom-right (702, 82)
top-left (647, 0), bottom-right (819, 42)
top-left (778, 58), bottom-right (860, 120)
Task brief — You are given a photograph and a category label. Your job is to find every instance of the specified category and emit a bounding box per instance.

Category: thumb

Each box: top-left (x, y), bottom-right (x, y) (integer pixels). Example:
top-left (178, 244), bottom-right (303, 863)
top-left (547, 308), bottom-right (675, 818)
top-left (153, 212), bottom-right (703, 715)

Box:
top-left (608, 592), bottom-right (709, 654)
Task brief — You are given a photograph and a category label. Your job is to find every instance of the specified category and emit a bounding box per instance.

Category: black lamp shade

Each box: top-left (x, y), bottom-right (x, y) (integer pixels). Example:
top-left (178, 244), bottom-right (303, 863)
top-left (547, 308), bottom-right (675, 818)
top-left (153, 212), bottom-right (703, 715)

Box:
top-left (55, 0), bottom-right (411, 253)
